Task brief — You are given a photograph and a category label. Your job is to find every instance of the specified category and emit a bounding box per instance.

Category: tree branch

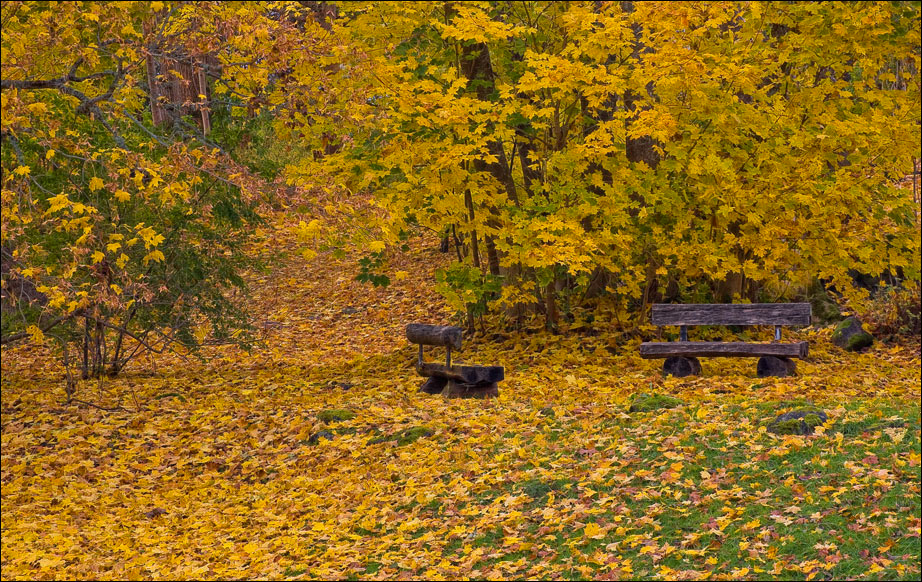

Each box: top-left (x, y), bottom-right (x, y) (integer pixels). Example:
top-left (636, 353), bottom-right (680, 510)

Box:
top-left (1, 310), bottom-right (83, 345)
top-left (1, 57), bottom-right (128, 148)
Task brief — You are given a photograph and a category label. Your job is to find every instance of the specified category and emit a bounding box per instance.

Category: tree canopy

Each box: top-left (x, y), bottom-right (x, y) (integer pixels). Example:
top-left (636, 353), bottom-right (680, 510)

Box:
top-left (4, 2), bottom-right (919, 353)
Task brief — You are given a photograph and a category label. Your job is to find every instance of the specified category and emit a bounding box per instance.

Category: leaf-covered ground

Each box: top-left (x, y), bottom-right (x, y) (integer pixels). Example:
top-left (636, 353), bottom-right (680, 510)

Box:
top-left (2, 214), bottom-right (920, 581)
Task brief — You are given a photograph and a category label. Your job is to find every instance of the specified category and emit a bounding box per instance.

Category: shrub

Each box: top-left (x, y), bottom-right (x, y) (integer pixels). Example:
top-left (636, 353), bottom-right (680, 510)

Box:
top-left (863, 283), bottom-right (921, 340)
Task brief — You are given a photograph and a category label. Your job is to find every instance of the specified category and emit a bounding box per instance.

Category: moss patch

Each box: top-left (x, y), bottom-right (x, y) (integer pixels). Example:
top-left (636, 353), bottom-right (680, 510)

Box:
top-left (846, 331), bottom-right (874, 351)
top-left (768, 407), bottom-right (828, 435)
top-left (368, 426), bottom-right (433, 446)
top-left (771, 419), bottom-right (809, 435)
top-left (832, 317), bottom-right (874, 351)
top-left (803, 413), bottom-right (822, 427)
top-left (395, 426), bottom-right (433, 445)
top-left (833, 318), bottom-right (851, 336)
top-left (317, 409), bottom-right (355, 423)
top-left (628, 393), bottom-right (683, 413)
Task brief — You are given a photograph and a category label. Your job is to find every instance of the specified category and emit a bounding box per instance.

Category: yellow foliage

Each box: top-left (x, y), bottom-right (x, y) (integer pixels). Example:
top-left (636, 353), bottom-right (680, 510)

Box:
top-left (288, 1), bottom-right (920, 322)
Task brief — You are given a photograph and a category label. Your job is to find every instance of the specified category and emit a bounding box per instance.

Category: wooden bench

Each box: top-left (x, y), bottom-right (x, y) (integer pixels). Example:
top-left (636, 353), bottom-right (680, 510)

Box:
top-left (639, 303), bottom-right (811, 377)
top-left (406, 323), bottom-right (504, 398)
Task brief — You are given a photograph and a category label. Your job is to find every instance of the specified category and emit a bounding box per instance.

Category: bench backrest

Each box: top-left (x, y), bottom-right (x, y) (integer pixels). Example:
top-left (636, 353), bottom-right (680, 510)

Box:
top-left (651, 303), bottom-right (811, 327)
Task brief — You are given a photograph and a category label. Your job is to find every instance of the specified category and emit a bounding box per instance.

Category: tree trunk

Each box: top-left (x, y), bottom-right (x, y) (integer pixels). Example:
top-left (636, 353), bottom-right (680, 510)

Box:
top-left (458, 28), bottom-right (515, 280)
top-left (621, 1), bottom-right (660, 169)
top-left (464, 188), bottom-right (481, 269)
top-left (545, 281), bottom-right (559, 330)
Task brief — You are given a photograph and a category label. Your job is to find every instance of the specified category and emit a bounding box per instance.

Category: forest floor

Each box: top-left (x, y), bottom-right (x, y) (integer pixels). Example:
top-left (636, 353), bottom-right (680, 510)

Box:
top-left (2, 209), bottom-right (920, 580)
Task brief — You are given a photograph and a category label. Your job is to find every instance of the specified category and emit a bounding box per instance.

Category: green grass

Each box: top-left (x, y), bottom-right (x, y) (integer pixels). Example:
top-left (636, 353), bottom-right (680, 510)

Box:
top-left (418, 398), bottom-right (921, 580)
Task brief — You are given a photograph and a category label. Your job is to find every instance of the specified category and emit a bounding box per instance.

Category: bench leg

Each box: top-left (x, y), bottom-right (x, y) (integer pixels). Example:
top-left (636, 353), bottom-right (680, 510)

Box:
top-left (663, 357), bottom-right (701, 378)
top-left (419, 376), bottom-right (448, 394)
top-left (757, 356), bottom-right (796, 378)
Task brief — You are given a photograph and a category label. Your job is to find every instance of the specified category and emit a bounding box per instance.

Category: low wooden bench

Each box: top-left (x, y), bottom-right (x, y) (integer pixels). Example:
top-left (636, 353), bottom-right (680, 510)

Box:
top-left (406, 323), bottom-right (504, 398)
top-left (639, 303), bottom-right (811, 377)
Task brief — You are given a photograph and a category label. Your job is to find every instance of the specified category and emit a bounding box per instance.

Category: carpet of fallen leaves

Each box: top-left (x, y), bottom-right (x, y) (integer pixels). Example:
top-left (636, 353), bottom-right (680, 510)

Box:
top-left (2, 210), bottom-right (920, 581)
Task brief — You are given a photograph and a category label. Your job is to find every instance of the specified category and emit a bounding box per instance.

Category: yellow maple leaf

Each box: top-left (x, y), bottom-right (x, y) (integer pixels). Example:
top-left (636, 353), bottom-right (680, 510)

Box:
top-left (583, 522), bottom-right (605, 540)
top-left (143, 250), bottom-right (165, 265)
top-left (26, 325), bottom-right (44, 343)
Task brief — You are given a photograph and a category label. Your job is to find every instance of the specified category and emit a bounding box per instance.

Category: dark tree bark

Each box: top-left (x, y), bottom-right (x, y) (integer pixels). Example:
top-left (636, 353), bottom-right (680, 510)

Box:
top-left (460, 39), bottom-right (516, 278)
top-left (621, 1), bottom-right (660, 170)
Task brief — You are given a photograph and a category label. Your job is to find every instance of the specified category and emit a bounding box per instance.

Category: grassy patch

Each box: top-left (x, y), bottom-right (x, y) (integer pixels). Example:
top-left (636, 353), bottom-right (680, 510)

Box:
top-left (283, 566), bottom-right (307, 577)
top-left (367, 426), bottom-right (433, 446)
top-left (628, 392), bottom-right (683, 412)
top-left (317, 409), bottom-right (356, 423)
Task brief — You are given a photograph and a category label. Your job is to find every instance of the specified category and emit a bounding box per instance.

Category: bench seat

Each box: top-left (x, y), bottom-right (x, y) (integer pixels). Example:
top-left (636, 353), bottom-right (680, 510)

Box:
top-left (639, 341), bottom-right (808, 359)
top-left (417, 363), bottom-right (505, 384)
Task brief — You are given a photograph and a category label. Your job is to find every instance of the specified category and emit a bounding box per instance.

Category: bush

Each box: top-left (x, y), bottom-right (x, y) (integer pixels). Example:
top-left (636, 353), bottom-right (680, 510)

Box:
top-left (863, 283), bottom-right (921, 340)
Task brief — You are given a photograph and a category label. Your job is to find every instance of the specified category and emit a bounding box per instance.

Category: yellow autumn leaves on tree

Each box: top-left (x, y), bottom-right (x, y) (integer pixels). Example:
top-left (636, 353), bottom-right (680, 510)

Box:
top-left (1, 1), bottom-right (329, 376)
top-left (2, 0), bottom-right (919, 363)
top-left (283, 1), bottom-right (920, 328)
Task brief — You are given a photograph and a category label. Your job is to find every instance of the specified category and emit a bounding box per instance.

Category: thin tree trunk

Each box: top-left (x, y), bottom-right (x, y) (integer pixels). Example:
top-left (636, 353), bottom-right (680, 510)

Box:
top-left (82, 317), bottom-right (90, 379)
top-left (545, 281), bottom-right (559, 331)
top-left (464, 189), bottom-right (481, 270)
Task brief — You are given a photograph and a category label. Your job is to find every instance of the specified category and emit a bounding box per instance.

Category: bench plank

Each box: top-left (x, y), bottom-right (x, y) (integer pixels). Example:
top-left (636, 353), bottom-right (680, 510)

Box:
top-left (651, 303), bottom-right (811, 326)
top-left (406, 324), bottom-right (463, 350)
top-left (417, 363), bottom-right (505, 383)
top-left (640, 341), bottom-right (808, 359)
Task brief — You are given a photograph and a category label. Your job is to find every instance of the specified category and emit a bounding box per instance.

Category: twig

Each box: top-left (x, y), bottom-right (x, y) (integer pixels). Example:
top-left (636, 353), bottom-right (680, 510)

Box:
top-left (65, 397), bottom-right (126, 412)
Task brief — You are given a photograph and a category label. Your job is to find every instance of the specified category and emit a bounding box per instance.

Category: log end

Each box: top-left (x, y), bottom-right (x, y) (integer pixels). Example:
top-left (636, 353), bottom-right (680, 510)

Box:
top-left (757, 356), bottom-right (796, 377)
top-left (662, 357), bottom-right (701, 377)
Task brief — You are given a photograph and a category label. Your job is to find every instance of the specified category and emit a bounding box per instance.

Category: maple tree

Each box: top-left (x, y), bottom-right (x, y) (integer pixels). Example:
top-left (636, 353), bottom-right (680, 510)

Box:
top-left (289, 1), bottom-right (920, 328)
top-left (1, 1), bottom-right (337, 386)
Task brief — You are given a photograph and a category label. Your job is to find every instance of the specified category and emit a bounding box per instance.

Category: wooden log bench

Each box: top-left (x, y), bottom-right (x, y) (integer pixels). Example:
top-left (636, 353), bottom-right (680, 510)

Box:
top-left (406, 323), bottom-right (504, 398)
top-left (639, 303), bottom-right (811, 377)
